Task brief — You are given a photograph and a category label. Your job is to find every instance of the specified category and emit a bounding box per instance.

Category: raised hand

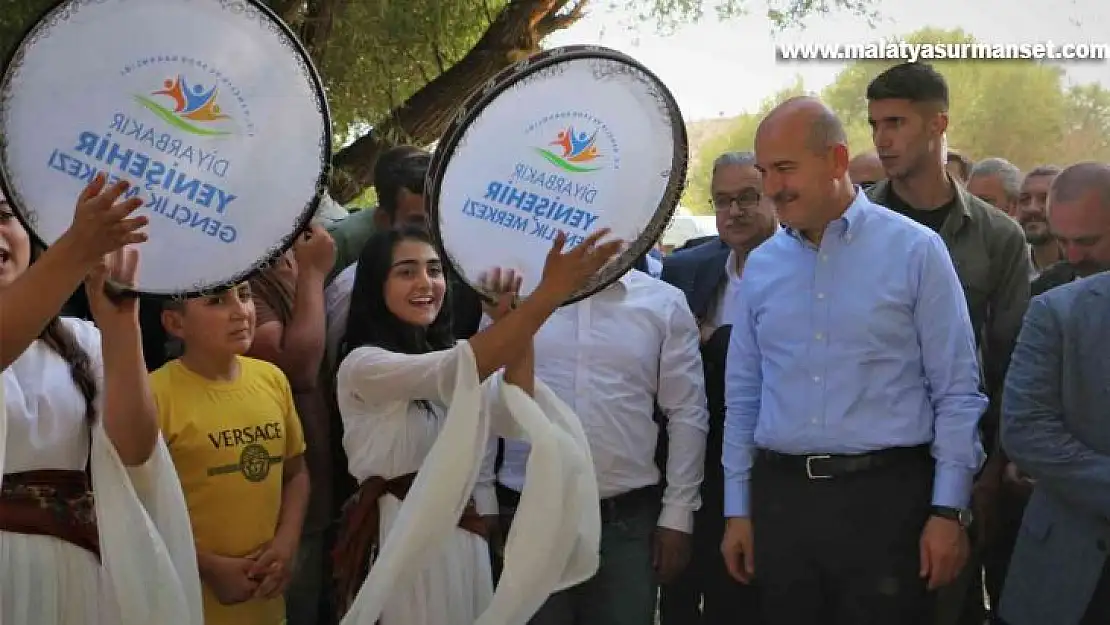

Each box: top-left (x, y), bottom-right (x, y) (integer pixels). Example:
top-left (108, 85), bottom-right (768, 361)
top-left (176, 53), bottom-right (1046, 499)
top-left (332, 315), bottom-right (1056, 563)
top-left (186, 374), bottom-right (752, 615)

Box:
top-left (478, 267), bottom-right (524, 321)
top-left (85, 247), bottom-right (141, 329)
top-left (57, 173), bottom-right (148, 266)
top-left (535, 228), bottom-right (623, 303)
top-left (292, 223), bottom-right (336, 277)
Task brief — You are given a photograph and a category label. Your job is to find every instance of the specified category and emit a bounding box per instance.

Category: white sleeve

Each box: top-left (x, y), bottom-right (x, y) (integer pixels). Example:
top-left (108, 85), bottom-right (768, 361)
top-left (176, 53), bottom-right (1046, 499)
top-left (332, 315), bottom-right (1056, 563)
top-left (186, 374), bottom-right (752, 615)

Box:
top-left (337, 341), bottom-right (473, 406)
top-left (655, 298), bottom-right (709, 533)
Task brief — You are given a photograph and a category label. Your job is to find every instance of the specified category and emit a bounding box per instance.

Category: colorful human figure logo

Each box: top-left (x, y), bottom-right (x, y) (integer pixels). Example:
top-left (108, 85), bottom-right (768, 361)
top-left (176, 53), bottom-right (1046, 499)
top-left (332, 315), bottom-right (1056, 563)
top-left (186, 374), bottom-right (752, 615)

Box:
top-left (135, 75), bottom-right (233, 137)
top-left (537, 126), bottom-right (603, 172)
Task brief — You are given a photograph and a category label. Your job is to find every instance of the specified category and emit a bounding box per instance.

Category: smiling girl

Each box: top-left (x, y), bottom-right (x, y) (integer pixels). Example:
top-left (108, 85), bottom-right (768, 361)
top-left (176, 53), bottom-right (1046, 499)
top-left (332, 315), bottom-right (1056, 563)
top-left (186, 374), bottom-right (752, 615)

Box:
top-left (333, 224), bottom-right (620, 625)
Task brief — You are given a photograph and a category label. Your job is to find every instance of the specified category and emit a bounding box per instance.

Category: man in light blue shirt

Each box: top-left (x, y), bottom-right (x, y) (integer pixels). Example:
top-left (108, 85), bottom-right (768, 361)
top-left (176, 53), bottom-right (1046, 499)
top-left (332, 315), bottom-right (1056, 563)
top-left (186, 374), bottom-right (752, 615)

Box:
top-left (720, 96), bottom-right (987, 625)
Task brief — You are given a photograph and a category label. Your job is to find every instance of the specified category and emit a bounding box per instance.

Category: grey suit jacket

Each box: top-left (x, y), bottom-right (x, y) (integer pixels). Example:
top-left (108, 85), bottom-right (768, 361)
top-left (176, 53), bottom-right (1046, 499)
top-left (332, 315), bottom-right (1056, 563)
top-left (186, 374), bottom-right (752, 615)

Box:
top-left (1000, 272), bottom-right (1110, 625)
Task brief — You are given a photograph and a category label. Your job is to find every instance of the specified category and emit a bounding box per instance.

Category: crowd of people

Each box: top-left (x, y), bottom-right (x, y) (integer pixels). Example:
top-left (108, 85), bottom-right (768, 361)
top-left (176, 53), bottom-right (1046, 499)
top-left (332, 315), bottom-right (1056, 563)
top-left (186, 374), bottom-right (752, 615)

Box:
top-left (2, 59), bottom-right (1108, 625)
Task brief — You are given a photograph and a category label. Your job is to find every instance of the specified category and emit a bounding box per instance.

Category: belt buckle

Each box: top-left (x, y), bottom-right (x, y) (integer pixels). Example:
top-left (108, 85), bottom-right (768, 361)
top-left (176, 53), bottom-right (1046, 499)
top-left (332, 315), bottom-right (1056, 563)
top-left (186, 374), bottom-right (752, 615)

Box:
top-left (805, 455), bottom-right (833, 480)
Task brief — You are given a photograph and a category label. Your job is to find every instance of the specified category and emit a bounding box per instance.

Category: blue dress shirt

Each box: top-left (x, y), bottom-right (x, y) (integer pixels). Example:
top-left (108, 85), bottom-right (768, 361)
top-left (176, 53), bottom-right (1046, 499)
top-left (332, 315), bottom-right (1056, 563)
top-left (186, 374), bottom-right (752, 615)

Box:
top-left (723, 190), bottom-right (987, 517)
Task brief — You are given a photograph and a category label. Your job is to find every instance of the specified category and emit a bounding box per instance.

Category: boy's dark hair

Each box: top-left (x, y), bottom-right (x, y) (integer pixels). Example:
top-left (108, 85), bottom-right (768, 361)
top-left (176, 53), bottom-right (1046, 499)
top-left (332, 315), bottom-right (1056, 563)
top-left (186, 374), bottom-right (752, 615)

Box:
top-left (162, 298), bottom-right (186, 312)
top-left (866, 62), bottom-right (950, 111)
top-left (373, 145), bottom-right (431, 220)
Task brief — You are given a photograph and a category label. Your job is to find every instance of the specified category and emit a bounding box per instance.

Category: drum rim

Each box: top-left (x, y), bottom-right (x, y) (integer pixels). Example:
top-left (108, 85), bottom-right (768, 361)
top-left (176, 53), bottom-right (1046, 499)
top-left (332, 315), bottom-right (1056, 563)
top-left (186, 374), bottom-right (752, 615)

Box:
top-left (425, 44), bottom-right (688, 306)
top-left (0, 0), bottom-right (333, 300)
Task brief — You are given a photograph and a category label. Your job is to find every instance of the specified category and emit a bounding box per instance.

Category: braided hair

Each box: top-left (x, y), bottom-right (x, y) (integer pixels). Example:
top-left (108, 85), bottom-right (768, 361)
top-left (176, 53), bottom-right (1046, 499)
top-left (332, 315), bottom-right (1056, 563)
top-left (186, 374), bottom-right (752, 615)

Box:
top-left (31, 246), bottom-right (98, 424)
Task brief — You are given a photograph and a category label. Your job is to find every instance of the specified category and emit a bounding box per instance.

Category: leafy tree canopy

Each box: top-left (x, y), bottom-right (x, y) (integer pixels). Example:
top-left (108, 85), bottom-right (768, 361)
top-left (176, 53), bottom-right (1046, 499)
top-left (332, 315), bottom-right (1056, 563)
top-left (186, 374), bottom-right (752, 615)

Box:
top-left (683, 27), bottom-right (1110, 214)
top-left (1, 0), bottom-right (878, 203)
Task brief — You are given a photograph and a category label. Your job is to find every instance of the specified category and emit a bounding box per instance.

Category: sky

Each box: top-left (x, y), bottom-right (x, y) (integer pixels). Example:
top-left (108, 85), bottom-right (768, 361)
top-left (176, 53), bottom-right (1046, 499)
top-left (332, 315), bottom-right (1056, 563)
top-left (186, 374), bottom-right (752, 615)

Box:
top-left (547, 0), bottom-right (1110, 121)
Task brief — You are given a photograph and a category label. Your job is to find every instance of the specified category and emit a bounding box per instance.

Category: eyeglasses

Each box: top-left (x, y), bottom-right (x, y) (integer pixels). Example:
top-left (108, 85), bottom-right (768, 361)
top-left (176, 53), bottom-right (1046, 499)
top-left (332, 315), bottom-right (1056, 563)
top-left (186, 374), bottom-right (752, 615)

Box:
top-left (709, 189), bottom-right (762, 212)
top-left (859, 181), bottom-right (876, 190)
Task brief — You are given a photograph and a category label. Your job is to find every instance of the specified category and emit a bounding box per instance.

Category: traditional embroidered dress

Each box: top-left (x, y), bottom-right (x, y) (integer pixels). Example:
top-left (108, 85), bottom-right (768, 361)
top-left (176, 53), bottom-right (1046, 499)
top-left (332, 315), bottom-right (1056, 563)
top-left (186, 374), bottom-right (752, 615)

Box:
top-left (335, 340), bottom-right (600, 625)
top-left (0, 318), bottom-right (202, 625)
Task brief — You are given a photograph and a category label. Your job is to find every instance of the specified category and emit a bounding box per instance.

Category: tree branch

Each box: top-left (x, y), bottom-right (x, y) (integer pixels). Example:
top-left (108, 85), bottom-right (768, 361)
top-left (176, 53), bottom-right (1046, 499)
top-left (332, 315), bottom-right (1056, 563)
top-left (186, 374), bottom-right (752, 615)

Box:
top-left (300, 0), bottom-right (347, 65)
top-left (328, 0), bottom-right (592, 202)
top-left (536, 0), bottom-right (589, 38)
top-left (268, 0), bottom-right (305, 24)
top-left (431, 39), bottom-right (448, 74)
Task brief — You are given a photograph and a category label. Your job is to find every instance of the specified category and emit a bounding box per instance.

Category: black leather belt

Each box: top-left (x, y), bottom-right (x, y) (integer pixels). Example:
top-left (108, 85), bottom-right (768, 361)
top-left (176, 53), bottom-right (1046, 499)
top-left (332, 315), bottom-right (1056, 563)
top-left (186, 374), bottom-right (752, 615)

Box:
top-left (756, 444), bottom-right (930, 480)
top-left (496, 483), bottom-right (659, 524)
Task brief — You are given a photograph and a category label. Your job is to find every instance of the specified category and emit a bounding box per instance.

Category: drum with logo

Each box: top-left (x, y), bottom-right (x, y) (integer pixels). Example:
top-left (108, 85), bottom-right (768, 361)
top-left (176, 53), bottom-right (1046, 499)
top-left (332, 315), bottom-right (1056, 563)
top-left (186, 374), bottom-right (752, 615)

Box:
top-left (427, 45), bottom-right (688, 304)
top-left (0, 0), bottom-right (330, 297)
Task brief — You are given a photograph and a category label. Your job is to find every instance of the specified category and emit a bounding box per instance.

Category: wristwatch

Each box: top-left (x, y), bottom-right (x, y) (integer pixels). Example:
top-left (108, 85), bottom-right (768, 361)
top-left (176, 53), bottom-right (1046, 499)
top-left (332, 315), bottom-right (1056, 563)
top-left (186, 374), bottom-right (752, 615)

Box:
top-left (931, 506), bottom-right (973, 528)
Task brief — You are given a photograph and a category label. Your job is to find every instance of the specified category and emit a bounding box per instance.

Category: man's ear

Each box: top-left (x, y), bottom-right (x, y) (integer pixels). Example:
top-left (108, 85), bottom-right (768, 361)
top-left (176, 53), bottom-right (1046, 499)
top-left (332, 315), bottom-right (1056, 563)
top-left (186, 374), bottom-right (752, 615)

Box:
top-left (932, 111), bottom-right (949, 138)
top-left (829, 143), bottom-right (851, 179)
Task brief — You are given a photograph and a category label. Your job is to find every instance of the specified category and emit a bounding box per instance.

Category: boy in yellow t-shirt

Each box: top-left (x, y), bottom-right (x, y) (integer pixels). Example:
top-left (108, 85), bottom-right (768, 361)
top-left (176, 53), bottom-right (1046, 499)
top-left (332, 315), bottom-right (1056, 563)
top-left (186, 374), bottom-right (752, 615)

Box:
top-left (150, 282), bottom-right (310, 625)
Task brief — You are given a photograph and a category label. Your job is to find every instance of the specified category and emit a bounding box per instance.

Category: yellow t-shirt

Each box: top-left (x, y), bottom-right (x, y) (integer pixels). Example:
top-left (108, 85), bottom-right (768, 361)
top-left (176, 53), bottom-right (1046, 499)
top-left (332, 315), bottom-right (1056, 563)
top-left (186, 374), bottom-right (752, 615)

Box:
top-left (150, 356), bottom-right (306, 625)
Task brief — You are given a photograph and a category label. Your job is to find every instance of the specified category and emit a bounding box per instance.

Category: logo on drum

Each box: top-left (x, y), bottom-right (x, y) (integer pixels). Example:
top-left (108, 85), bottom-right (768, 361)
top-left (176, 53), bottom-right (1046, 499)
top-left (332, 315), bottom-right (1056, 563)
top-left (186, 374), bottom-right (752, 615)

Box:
top-left (537, 126), bottom-right (603, 173)
top-left (134, 74), bottom-right (233, 137)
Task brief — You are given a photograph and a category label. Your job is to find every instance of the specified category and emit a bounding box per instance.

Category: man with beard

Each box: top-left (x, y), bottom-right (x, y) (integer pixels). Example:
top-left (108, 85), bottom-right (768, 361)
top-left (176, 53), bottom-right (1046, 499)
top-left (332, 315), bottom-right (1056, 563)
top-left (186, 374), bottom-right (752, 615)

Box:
top-left (659, 151), bottom-right (776, 625)
top-left (998, 162), bottom-right (1110, 625)
top-left (864, 62), bottom-right (1030, 625)
top-left (721, 96), bottom-right (985, 625)
top-left (967, 158), bottom-right (1022, 218)
top-left (990, 163), bottom-right (1110, 625)
top-left (1018, 166), bottom-right (1066, 282)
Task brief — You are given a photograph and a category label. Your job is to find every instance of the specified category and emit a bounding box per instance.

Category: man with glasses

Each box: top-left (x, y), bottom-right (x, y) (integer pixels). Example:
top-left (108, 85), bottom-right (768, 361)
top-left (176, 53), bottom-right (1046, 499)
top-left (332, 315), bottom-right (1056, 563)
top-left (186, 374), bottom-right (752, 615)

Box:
top-left (658, 151), bottom-right (775, 625)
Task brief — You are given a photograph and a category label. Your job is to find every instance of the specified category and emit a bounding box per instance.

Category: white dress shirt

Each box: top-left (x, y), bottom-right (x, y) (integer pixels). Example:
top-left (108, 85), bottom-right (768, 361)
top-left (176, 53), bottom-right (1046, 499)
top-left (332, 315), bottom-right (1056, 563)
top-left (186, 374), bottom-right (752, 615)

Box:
top-left (705, 250), bottom-right (743, 336)
top-left (482, 270), bottom-right (709, 533)
top-left (325, 262), bottom-right (358, 374)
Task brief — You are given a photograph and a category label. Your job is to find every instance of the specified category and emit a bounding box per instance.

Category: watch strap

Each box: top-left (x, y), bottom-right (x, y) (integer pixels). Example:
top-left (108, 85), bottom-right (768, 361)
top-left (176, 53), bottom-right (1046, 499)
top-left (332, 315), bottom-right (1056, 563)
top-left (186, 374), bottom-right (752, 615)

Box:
top-left (930, 505), bottom-right (972, 527)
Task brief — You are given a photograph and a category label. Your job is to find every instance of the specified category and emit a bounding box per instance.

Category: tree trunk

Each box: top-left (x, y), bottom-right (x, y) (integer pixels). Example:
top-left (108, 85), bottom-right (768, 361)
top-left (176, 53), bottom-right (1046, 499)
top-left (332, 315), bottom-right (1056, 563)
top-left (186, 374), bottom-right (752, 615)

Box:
top-left (328, 0), bottom-right (587, 203)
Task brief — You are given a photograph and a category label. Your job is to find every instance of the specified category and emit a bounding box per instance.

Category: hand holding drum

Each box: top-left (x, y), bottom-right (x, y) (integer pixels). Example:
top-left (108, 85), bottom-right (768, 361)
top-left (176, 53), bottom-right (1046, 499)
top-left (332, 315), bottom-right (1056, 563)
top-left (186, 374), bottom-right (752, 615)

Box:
top-left (479, 228), bottom-right (623, 321)
top-left (55, 173), bottom-right (148, 268)
top-left (537, 228), bottom-right (623, 301)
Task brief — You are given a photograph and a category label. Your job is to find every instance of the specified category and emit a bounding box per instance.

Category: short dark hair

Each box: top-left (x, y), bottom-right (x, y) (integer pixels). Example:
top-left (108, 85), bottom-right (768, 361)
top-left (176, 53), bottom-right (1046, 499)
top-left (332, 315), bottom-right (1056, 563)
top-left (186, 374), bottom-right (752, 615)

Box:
top-left (1027, 165), bottom-right (1063, 180)
top-left (1050, 162), bottom-right (1110, 206)
top-left (161, 283), bottom-right (244, 313)
top-left (373, 145), bottom-right (431, 219)
top-left (866, 62), bottom-right (950, 111)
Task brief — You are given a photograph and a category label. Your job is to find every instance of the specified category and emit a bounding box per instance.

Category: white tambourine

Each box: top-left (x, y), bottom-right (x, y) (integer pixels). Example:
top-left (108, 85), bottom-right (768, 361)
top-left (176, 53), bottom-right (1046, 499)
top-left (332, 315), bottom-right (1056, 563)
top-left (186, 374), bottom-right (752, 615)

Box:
top-left (427, 45), bottom-right (688, 304)
top-left (0, 0), bottom-right (331, 297)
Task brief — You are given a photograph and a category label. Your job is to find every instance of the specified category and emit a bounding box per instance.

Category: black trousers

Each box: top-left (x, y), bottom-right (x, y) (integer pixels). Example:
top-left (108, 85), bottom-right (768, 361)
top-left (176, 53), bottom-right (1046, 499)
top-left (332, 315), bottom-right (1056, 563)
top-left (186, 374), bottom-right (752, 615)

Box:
top-left (983, 484), bottom-right (1029, 620)
top-left (751, 449), bottom-right (934, 625)
top-left (1080, 561), bottom-right (1110, 625)
top-left (658, 499), bottom-right (761, 625)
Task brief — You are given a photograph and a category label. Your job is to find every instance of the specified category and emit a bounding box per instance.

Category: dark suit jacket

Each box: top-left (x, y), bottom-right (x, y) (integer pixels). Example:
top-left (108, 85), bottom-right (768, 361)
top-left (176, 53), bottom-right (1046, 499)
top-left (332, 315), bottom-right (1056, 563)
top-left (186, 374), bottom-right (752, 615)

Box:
top-left (660, 239), bottom-right (731, 514)
top-left (1032, 261), bottom-right (1078, 297)
top-left (675, 234), bottom-right (718, 253)
top-left (660, 238), bottom-right (730, 324)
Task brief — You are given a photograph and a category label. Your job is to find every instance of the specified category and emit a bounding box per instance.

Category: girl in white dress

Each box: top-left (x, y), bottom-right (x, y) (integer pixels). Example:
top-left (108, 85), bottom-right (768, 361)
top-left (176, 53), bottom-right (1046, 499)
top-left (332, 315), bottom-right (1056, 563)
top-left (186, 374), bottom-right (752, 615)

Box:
top-left (0, 174), bottom-right (202, 625)
top-left (333, 224), bottom-right (620, 625)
